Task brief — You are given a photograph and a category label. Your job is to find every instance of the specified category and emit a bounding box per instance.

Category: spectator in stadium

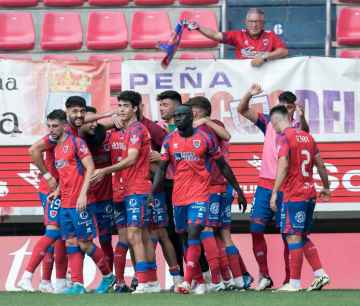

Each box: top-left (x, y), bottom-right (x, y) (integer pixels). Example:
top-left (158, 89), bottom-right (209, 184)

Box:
top-left (189, 8), bottom-right (288, 66)
top-left (237, 85), bottom-right (308, 290)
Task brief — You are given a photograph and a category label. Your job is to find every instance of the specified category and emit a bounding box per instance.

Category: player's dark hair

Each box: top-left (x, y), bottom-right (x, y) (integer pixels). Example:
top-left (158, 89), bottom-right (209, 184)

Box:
top-left (157, 90), bottom-right (182, 105)
top-left (47, 109), bottom-right (66, 122)
top-left (270, 105), bottom-right (288, 117)
top-left (186, 96), bottom-right (212, 117)
top-left (117, 90), bottom-right (142, 120)
top-left (65, 96), bottom-right (86, 109)
top-left (85, 106), bottom-right (97, 113)
top-left (278, 91), bottom-right (297, 104)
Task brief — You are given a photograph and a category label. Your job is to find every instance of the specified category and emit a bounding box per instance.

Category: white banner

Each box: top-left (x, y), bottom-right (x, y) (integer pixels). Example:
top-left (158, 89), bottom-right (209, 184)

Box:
top-left (122, 57), bottom-right (360, 143)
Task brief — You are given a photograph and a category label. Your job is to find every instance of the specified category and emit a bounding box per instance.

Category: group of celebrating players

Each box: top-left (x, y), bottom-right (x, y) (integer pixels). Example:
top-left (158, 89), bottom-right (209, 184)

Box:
top-left (16, 84), bottom-right (331, 295)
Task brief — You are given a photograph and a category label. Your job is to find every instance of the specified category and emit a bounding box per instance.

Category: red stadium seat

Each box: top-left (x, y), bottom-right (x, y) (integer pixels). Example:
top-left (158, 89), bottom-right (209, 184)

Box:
top-left (179, 0), bottom-right (218, 4)
top-left (88, 0), bottom-right (128, 6)
top-left (339, 49), bottom-right (360, 58)
top-left (131, 11), bottom-right (172, 49)
top-left (179, 10), bottom-right (218, 48)
top-left (43, 0), bottom-right (84, 6)
top-left (134, 0), bottom-right (175, 5)
top-left (0, 13), bottom-right (35, 50)
top-left (88, 54), bottom-right (123, 91)
top-left (179, 52), bottom-right (215, 59)
top-left (336, 8), bottom-right (360, 46)
top-left (87, 12), bottom-right (128, 50)
top-left (0, 0), bottom-right (38, 6)
top-left (133, 52), bottom-right (165, 60)
top-left (41, 13), bottom-right (83, 51)
top-left (43, 54), bottom-right (79, 60)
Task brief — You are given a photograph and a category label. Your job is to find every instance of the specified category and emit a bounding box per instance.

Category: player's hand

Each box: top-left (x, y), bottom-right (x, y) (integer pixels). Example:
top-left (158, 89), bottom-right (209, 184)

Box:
top-left (45, 176), bottom-right (58, 192)
top-left (248, 84), bottom-right (263, 96)
top-left (112, 115), bottom-right (124, 130)
top-left (319, 188), bottom-right (331, 201)
top-left (251, 56), bottom-right (265, 67)
top-left (296, 104), bottom-right (305, 117)
top-left (91, 169), bottom-right (105, 184)
top-left (150, 150), bottom-right (161, 163)
top-left (76, 193), bottom-right (87, 212)
top-left (237, 189), bottom-right (247, 213)
top-left (47, 188), bottom-right (60, 204)
top-left (193, 117), bottom-right (209, 128)
top-left (270, 192), bottom-right (277, 212)
top-left (187, 21), bottom-right (200, 31)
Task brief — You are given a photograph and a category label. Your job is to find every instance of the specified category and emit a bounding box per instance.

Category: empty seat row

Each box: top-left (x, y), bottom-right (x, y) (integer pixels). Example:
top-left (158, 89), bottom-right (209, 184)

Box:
top-left (336, 8), bottom-right (360, 46)
top-left (0, 11), bottom-right (218, 51)
top-left (0, 0), bottom-right (219, 7)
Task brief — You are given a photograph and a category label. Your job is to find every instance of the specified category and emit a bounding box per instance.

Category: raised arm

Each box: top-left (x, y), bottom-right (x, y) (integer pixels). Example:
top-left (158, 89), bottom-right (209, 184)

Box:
top-left (189, 22), bottom-right (223, 42)
top-left (237, 84), bottom-right (263, 124)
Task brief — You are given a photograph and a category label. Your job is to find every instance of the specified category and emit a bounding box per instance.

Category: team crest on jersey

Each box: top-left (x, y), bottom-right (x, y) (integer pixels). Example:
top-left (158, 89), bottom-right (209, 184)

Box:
top-left (295, 211), bottom-right (306, 224)
top-left (130, 134), bottom-right (139, 144)
top-left (263, 38), bottom-right (269, 46)
top-left (62, 145), bottom-right (69, 153)
top-left (193, 140), bottom-right (201, 148)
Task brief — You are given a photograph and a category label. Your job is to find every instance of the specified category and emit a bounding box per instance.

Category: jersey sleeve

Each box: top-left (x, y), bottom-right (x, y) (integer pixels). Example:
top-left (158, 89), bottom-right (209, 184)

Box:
top-left (76, 138), bottom-right (90, 160)
top-left (205, 132), bottom-right (222, 160)
top-left (160, 135), bottom-right (171, 162)
top-left (255, 113), bottom-right (270, 134)
top-left (277, 134), bottom-right (290, 158)
top-left (221, 31), bottom-right (240, 46)
top-left (128, 125), bottom-right (145, 151)
top-left (270, 32), bottom-right (287, 49)
top-left (42, 134), bottom-right (57, 150)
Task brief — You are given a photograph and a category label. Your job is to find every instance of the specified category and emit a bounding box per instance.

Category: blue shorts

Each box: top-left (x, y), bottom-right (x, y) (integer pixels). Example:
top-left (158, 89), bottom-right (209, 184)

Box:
top-left (173, 202), bottom-right (208, 233)
top-left (250, 186), bottom-right (283, 232)
top-left (206, 193), bottom-right (223, 228)
top-left (281, 199), bottom-right (316, 235)
top-left (39, 192), bottom-right (61, 227)
top-left (151, 192), bottom-right (168, 228)
top-left (88, 200), bottom-right (114, 236)
top-left (220, 185), bottom-right (233, 228)
top-left (114, 194), bottom-right (149, 228)
top-left (59, 207), bottom-right (96, 241)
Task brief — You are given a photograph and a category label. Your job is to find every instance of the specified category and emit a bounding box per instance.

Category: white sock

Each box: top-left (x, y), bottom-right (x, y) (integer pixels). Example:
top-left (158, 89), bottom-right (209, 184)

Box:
top-left (23, 271), bottom-right (33, 280)
top-left (289, 279), bottom-right (301, 289)
top-left (314, 269), bottom-right (325, 278)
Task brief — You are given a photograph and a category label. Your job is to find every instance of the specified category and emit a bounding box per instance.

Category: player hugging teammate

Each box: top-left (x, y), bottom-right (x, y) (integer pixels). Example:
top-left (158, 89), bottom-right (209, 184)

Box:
top-left (17, 87), bottom-right (330, 294)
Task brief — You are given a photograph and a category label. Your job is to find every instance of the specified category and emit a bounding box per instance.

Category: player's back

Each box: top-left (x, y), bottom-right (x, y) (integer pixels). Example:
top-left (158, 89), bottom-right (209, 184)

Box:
top-left (281, 128), bottom-right (318, 202)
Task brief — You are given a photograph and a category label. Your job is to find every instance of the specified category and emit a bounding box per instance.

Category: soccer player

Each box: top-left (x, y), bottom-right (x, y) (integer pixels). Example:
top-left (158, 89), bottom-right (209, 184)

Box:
top-left (49, 98), bottom-right (115, 295)
top-left (91, 91), bottom-right (159, 294)
top-left (237, 84), bottom-right (309, 290)
top-left (189, 8), bottom-right (288, 66)
top-left (153, 105), bottom-right (247, 294)
top-left (79, 106), bottom-right (115, 277)
top-left (269, 105), bottom-right (330, 292)
top-left (188, 96), bottom-right (253, 291)
top-left (17, 110), bottom-right (68, 293)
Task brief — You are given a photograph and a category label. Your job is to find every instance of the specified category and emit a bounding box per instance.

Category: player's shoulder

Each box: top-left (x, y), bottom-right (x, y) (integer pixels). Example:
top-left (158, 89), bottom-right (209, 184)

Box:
top-left (163, 130), bottom-right (178, 143)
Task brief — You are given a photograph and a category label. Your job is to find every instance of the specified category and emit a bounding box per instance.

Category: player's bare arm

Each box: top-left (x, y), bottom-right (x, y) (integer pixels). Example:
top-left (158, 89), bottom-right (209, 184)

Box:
top-left (152, 160), bottom-right (169, 194)
top-left (29, 138), bottom-right (57, 191)
top-left (206, 120), bottom-right (231, 141)
top-left (251, 48), bottom-right (289, 67)
top-left (77, 155), bottom-right (95, 212)
top-left (215, 157), bottom-right (247, 213)
top-left (314, 154), bottom-right (331, 201)
top-left (91, 148), bottom-right (140, 184)
top-left (237, 84), bottom-right (262, 124)
top-left (270, 156), bottom-right (289, 212)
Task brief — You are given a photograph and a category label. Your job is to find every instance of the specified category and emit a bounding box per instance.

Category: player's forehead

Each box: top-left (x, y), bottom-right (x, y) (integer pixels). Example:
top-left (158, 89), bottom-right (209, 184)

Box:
top-left (67, 106), bottom-right (85, 112)
top-left (47, 118), bottom-right (62, 125)
top-left (246, 12), bottom-right (264, 21)
top-left (159, 98), bottom-right (175, 106)
top-left (118, 99), bottom-right (132, 106)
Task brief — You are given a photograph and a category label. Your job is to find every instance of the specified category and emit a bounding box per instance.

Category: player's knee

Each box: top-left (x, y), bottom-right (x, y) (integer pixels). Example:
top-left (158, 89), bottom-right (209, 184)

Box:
top-left (127, 227), bottom-right (142, 245)
top-left (157, 228), bottom-right (169, 242)
top-left (187, 224), bottom-right (202, 240)
top-left (78, 240), bottom-right (93, 253)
